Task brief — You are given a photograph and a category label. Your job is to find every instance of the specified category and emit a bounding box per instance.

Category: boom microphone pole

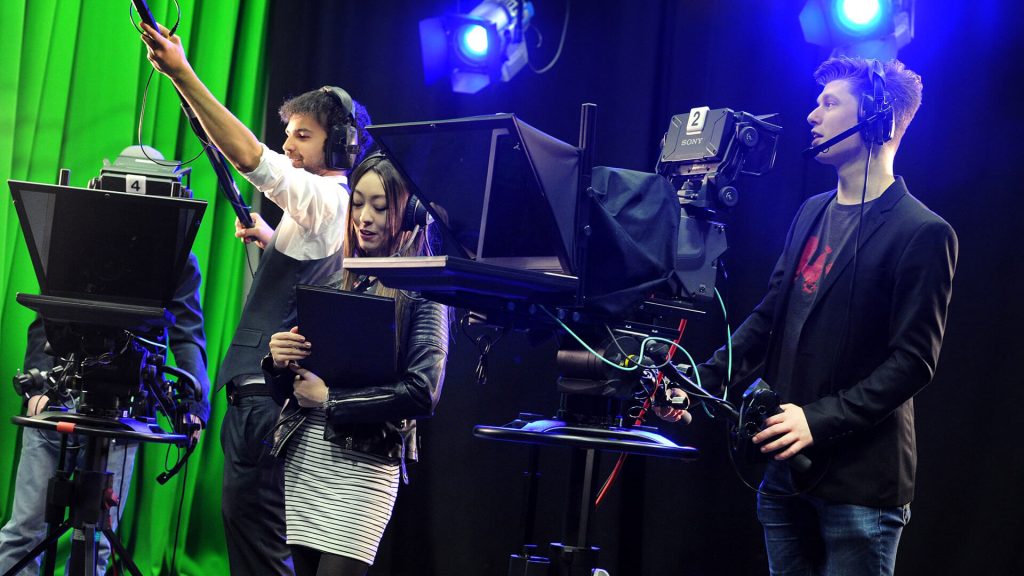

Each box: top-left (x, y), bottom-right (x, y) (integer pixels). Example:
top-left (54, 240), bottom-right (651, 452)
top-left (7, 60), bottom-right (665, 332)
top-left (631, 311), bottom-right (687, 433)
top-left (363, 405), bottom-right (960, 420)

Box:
top-left (178, 103), bottom-right (254, 228)
top-left (133, 0), bottom-right (254, 228)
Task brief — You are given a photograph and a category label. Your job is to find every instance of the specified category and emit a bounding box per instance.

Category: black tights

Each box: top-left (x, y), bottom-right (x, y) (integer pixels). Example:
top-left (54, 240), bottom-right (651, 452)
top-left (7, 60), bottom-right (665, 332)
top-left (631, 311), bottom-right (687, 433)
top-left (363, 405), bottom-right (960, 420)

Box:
top-left (291, 545), bottom-right (369, 576)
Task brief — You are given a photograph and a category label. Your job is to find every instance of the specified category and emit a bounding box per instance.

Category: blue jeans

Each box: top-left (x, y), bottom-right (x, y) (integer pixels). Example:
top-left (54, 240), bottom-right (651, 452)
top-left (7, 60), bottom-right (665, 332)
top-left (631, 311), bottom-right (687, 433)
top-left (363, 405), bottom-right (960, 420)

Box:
top-left (0, 422), bottom-right (137, 576)
top-left (757, 463), bottom-right (910, 576)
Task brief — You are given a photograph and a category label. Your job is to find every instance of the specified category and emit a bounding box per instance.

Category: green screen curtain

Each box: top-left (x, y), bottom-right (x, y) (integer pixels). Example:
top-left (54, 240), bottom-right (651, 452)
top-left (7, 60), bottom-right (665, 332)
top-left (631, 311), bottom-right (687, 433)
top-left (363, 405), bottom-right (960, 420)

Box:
top-left (1, 1), bottom-right (270, 573)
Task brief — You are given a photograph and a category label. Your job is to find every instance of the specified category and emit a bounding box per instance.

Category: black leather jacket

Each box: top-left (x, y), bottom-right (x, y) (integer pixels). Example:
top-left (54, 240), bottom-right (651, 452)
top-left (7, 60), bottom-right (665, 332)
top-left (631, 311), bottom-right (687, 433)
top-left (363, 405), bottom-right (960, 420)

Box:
top-left (263, 291), bottom-right (449, 476)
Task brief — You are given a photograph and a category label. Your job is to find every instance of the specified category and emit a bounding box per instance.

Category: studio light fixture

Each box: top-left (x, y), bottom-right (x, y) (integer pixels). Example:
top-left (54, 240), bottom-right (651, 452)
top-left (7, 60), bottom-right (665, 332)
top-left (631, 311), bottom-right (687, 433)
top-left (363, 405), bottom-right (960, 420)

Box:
top-left (800, 0), bottom-right (915, 59)
top-left (420, 0), bottom-right (535, 94)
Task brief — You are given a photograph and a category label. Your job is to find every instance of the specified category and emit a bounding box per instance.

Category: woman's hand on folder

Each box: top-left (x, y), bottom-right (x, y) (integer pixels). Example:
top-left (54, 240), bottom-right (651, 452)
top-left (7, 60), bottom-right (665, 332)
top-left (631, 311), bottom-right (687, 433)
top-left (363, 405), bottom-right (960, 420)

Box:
top-left (291, 368), bottom-right (329, 408)
top-left (269, 326), bottom-right (310, 369)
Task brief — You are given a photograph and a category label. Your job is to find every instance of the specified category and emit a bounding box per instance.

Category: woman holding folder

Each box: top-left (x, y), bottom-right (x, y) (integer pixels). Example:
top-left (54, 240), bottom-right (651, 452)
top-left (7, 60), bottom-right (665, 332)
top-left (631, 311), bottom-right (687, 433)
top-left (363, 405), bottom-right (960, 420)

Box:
top-left (265, 154), bottom-right (449, 576)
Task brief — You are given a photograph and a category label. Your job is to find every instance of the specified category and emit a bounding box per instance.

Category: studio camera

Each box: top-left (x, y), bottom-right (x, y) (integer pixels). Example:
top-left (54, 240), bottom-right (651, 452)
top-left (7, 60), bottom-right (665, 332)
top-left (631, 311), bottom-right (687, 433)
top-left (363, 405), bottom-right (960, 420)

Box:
top-left (337, 105), bottom-right (783, 575)
top-left (9, 145), bottom-right (206, 436)
top-left (653, 107), bottom-right (782, 304)
top-left (5, 146), bottom-right (208, 576)
top-left (657, 106), bottom-right (781, 213)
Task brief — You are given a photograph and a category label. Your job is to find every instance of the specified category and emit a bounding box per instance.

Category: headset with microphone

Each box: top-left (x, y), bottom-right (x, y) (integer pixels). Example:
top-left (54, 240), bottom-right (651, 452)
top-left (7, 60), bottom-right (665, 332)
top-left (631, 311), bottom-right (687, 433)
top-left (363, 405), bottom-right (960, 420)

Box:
top-left (320, 86), bottom-right (360, 171)
top-left (346, 151), bottom-right (430, 292)
top-left (806, 60), bottom-right (896, 403)
top-left (348, 152), bottom-right (431, 260)
top-left (802, 59), bottom-right (895, 159)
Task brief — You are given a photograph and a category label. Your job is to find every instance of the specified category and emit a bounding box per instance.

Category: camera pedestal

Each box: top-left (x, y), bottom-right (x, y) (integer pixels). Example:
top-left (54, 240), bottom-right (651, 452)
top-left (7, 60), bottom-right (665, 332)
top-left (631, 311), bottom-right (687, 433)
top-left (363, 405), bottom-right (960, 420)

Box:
top-left (3, 413), bottom-right (187, 576)
top-left (474, 414), bottom-right (698, 576)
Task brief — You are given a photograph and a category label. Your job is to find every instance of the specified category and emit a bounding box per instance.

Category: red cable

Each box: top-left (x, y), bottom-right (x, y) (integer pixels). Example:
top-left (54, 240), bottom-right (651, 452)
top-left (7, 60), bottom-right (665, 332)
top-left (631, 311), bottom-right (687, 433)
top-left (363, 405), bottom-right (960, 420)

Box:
top-left (594, 318), bottom-right (687, 507)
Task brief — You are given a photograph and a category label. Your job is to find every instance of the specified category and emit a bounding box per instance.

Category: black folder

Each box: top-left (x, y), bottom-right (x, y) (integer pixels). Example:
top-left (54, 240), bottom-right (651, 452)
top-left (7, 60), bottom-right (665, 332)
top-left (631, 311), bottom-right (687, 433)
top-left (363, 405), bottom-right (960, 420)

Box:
top-left (294, 285), bottom-right (399, 388)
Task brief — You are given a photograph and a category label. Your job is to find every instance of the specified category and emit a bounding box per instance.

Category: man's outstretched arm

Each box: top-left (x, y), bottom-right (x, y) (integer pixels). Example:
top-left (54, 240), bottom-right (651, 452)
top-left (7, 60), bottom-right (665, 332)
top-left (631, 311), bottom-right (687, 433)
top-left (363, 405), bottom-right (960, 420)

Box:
top-left (140, 22), bottom-right (263, 173)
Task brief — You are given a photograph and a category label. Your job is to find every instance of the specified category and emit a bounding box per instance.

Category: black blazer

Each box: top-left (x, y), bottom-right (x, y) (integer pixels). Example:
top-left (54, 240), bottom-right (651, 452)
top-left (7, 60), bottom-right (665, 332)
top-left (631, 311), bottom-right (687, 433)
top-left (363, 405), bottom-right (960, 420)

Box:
top-left (699, 177), bottom-right (958, 506)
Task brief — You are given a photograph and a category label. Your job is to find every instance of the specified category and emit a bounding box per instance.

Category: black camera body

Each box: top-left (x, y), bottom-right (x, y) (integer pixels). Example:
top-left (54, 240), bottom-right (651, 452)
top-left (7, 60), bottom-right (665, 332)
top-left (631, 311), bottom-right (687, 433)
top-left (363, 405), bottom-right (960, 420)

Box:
top-left (42, 323), bottom-right (174, 420)
top-left (555, 335), bottom-right (670, 427)
top-left (655, 107), bottom-right (781, 304)
top-left (658, 107), bottom-right (781, 213)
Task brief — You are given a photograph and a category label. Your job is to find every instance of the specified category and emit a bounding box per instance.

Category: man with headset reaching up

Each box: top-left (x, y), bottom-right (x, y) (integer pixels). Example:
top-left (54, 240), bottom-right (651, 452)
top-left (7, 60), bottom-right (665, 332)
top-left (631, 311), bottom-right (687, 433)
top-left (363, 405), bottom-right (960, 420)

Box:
top-left (658, 57), bottom-right (957, 575)
top-left (140, 23), bottom-right (373, 575)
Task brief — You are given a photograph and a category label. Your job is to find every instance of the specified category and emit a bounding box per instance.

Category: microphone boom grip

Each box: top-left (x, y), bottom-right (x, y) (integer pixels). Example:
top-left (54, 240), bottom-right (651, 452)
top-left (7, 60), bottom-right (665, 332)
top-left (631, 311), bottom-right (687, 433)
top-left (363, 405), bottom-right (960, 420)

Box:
top-left (132, 0), bottom-right (159, 30)
top-left (133, 5), bottom-right (256, 230)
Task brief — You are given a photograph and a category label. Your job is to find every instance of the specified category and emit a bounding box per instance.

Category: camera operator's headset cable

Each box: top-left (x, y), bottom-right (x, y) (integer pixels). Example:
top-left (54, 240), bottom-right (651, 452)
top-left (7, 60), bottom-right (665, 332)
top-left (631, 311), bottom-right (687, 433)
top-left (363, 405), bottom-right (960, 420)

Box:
top-left (778, 65), bottom-right (887, 497)
top-left (740, 130), bottom-right (872, 500)
top-left (111, 325), bottom-right (199, 574)
top-left (160, 436), bottom-right (194, 575)
top-left (719, 107), bottom-right (884, 499)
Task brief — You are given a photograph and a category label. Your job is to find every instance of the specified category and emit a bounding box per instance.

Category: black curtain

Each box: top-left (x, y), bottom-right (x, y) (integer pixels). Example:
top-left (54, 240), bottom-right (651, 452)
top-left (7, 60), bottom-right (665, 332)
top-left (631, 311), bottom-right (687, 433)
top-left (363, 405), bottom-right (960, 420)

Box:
top-left (263, 1), bottom-right (1024, 574)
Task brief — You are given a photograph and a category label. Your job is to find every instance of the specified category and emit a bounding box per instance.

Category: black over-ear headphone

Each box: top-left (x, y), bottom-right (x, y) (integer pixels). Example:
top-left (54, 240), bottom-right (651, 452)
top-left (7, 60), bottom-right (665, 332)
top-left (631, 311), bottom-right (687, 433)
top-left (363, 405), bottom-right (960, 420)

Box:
top-left (356, 152), bottom-right (428, 232)
top-left (401, 192), bottom-right (428, 232)
top-left (320, 86), bottom-right (359, 171)
top-left (859, 60), bottom-right (895, 146)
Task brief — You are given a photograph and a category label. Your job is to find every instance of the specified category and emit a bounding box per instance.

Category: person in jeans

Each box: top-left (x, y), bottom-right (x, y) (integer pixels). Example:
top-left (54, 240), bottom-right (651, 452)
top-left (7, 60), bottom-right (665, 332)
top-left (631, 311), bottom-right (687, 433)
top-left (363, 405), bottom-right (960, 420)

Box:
top-left (0, 244), bottom-right (208, 576)
top-left (658, 57), bottom-right (957, 575)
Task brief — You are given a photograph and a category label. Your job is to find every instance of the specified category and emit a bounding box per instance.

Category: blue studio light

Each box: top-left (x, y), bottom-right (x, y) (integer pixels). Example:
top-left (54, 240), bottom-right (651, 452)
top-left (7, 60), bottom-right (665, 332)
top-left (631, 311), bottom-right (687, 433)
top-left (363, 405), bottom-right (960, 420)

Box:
top-left (835, 0), bottom-right (884, 35)
top-left (419, 0), bottom-right (534, 94)
top-left (800, 0), bottom-right (913, 59)
top-left (457, 24), bottom-right (490, 61)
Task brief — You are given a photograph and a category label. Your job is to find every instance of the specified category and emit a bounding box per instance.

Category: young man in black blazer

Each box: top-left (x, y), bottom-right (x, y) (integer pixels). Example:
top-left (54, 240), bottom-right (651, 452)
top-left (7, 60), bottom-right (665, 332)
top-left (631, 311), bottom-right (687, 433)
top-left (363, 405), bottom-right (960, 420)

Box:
top-left (659, 57), bottom-right (957, 575)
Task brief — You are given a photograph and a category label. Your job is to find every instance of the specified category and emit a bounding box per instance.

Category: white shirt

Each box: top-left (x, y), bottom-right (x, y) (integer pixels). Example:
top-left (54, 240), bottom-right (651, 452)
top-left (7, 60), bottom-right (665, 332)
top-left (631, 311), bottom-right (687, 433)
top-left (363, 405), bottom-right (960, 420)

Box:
top-left (242, 144), bottom-right (349, 260)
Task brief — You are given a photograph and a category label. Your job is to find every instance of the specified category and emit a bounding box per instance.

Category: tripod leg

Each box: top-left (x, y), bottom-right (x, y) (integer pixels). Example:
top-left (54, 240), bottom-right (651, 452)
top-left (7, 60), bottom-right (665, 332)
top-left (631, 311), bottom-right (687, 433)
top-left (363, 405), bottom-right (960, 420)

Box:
top-left (548, 448), bottom-right (601, 576)
top-left (522, 445), bottom-right (541, 546)
top-left (67, 436), bottom-right (112, 576)
top-left (1, 520), bottom-right (71, 576)
top-left (34, 432), bottom-right (78, 576)
top-left (69, 524), bottom-right (99, 576)
top-left (102, 529), bottom-right (144, 576)
top-left (563, 448), bottom-right (599, 549)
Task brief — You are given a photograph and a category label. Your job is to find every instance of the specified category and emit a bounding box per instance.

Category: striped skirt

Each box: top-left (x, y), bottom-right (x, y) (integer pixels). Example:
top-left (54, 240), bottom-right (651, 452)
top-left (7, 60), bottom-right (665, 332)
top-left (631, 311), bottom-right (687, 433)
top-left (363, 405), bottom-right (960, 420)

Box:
top-left (282, 409), bottom-right (400, 565)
